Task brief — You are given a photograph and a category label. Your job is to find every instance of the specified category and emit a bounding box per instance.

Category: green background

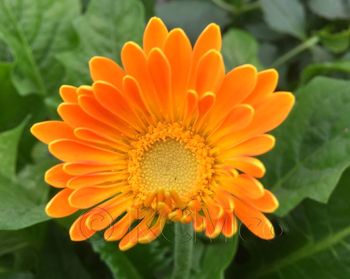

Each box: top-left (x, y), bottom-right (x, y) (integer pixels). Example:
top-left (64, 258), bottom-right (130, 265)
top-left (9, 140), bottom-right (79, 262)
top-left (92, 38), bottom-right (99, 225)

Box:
top-left (0, 0), bottom-right (350, 278)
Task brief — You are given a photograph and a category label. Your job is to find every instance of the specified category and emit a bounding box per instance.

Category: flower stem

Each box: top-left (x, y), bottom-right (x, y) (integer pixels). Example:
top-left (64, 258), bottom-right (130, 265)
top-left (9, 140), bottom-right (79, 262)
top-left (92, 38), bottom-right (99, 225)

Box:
top-left (271, 36), bottom-right (320, 68)
top-left (171, 223), bottom-right (194, 279)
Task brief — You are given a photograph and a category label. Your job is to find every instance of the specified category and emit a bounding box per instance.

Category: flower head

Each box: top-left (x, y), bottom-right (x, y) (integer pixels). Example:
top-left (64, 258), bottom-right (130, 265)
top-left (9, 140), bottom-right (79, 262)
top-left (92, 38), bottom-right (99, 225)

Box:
top-left (31, 17), bottom-right (294, 250)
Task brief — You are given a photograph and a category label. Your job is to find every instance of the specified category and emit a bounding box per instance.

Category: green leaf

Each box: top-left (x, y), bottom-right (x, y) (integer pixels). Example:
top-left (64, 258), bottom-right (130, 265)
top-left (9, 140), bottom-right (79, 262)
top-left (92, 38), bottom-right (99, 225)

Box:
top-left (0, 0), bottom-right (80, 96)
top-left (90, 236), bottom-right (142, 279)
top-left (319, 27), bottom-right (350, 54)
top-left (260, 0), bottom-right (306, 39)
top-left (37, 223), bottom-right (91, 279)
top-left (17, 158), bottom-right (55, 204)
top-left (0, 231), bottom-right (29, 257)
top-left (0, 40), bottom-right (12, 61)
top-left (263, 77), bottom-right (350, 215)
top-left (155, 0), bottom-right (230, 42)
top-left (58, 0), bottom-right (145, 86)
top-left (0, 272), bottom-right (33, 279)
top-left (0, 63), bottom-right (44, 132)
top-left (0, 175), bottom-right (49, 230)
top-left (301, 60), bottom-right (350, 84)
top-left (125, 235), bottom-right (172, 278)
top-left (0, 123), bottom-right (49, 230)
top-left (308, 0), bottom-right (350, 20)
top-left (191, 236), bottom-right (238, 279)
top-left (235, 167), bottom-right (350, 278)
top-left (222, 28), bottom-right (261, 69)
top-left (0, 119), bottom-right (26, 179)
top-left (140, 0), bottom-right (155, 19)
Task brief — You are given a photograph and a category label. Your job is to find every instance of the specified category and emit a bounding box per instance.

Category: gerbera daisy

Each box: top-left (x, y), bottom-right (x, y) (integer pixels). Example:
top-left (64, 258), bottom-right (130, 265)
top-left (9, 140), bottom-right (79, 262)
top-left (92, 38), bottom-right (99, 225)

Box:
top-left (31, 17), bottom-right (294, 251)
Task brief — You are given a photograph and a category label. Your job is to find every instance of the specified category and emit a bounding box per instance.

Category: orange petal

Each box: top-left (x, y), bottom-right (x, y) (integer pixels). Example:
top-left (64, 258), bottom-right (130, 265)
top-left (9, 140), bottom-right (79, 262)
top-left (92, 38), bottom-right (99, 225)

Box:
top-left (244, 69), bottom-right (278, 106)
top-left (63, 161), bottom-right (127, 176)
top-left (89, 56), bottom-right (125, 89)
top-left (57, 103), bottom-right (121, 141)
top-left (73, 128), bottom-right (128, 151)
top-left (122, 75), bottom-right (149, 115)
top-left (85, 198), bottom-right (131, 232)
top-left (246, 92), bottom-right (295, 135)
top-left (193, 23), bottom-right (221, 65)
top-left (69, 213), bottom-right (96, 241)
top-left (198, 92), bottom-right (216, 116)
top-left (119, 213), bottom-right (155, 251)
top-left (221, 135), bottom-right (275, 157)
top-left (143, 17), bottom-right (168, 54)
top-left (105, 212), bottom-right (135, 241)
top-left (93, 81), bottom-right (144, 131)
top-left (49, 139), bottom-right (121, 162)
top-left (78, 94), bottom-right (135, 137)
top-left (45, 188), bottom-right (78, 218)
top-left (218, 64), bottom-right (257, 101)
top-left (45, 163), bottom-right (73, 188)
top-left (163, 28), bottom-right (192, 116)
top-left (223, 157), bottom-right (266, 178)
top-left (212, 65), bottom-right (257, 123)
top-left (242, 190), bottom-right (279, 213)
top-left (183, 90), bottom-right (199, 125)
top-left (78, 94), bottom-right (131, 132)
top-left (147, 48), bottom-right (172, 117)
top-left (67, 172), bottom-right (128, 189)
top-left (193, 212), bottom-right (206, 232)
top-left (215, 190), bottom-right (235, 213)
top-left (30, 121), bottom-right (75, 144)
top-left (138, 216), bottom-right (166, 243)
top-left (121, 42), bottom-right (159, 115)
top-left (205, 212), bottom-right (223, 238)
top-left (203, 196), bottom-right (224, 220)
top-left (194, 50), bottom-right (224, 96)
top-left (234, 198), bottom-right (275, 240)
top-left (222, 213), bottom-right (237, 237)
top-left (220, 174), bottom-right (264, 199)
top-left (208, 104), bottom-right (254, 142)
top-left (60, 85), bottom-right (78, 103)
top-left (220, 105), bottom-right (255, 132)
top-left (69, 186), bottom-right (124, 209)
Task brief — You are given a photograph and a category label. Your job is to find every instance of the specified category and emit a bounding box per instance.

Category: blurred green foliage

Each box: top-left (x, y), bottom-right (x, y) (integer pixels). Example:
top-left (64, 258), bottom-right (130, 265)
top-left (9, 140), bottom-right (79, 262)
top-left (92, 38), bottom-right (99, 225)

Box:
top-left (0, 0), bottom-right (349, 278)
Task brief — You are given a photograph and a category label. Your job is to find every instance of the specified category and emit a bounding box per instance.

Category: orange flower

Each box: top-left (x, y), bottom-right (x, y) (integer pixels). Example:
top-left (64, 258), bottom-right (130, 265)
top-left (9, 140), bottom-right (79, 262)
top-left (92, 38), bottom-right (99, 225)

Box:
top-left (31, 17), bottom-right (294, 250)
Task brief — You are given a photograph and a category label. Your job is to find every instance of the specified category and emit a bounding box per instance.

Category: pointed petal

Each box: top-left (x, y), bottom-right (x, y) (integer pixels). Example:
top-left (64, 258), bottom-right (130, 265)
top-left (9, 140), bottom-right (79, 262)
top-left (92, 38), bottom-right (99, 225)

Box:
top-left (45, 163), bottom-right (73, 188)
top-left (194, 50), bottom-right (224, 96)
top-left (193, 23), bottom-right (221, 64)
top-left (60, 85), bottom-right (78, 103)
top-left (49, 139), bottom-right (121, 162)
top-left (67, 172), bottom-right (128, 189)
top-left (143, 17), bottom-right (168, 54)
top-left (45, 188), bottom-right (77, 218)
top-left (89, 56), bottom-right (124, 89)
top-left (69, 213), bottom-right (96, 241)
top-left (164, 28), bottom-right (192, 114)
top-left (63, 161), bottom-right (127, 176)
top-left (57, 103), bottom-right (121, 141)
top-left (223, 157), bottom-right (266, 178)
top-left (244, 69), bottom-right (278, 106)
top-left (222, 135), bottom-right (275, 157)
top-left (93, 81), bottom-right (144, 131)
top-left (31, 121), bottom-right (75, 144)
top-left (147, 48), bottom-right (172, 117)
top-left (69, 186), bottom-right (124, 209)
top-left (242, 190), bottom-right (279, 213)
top-left (234, 198), bottom-right (275, 240)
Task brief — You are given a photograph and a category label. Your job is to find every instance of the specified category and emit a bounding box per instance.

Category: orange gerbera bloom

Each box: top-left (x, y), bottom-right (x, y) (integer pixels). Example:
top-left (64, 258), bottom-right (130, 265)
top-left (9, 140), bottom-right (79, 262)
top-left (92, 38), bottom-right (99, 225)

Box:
top-left (31, 17), bottom-right (294, 250)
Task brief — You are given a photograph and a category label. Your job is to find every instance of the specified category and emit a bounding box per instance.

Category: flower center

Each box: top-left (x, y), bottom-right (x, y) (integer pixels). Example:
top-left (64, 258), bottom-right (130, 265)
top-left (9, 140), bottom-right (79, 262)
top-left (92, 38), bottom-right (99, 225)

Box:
top-left (139, 140), bottom-right (199, 196)
top-left (128, 123), bottom-right (215, 202)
